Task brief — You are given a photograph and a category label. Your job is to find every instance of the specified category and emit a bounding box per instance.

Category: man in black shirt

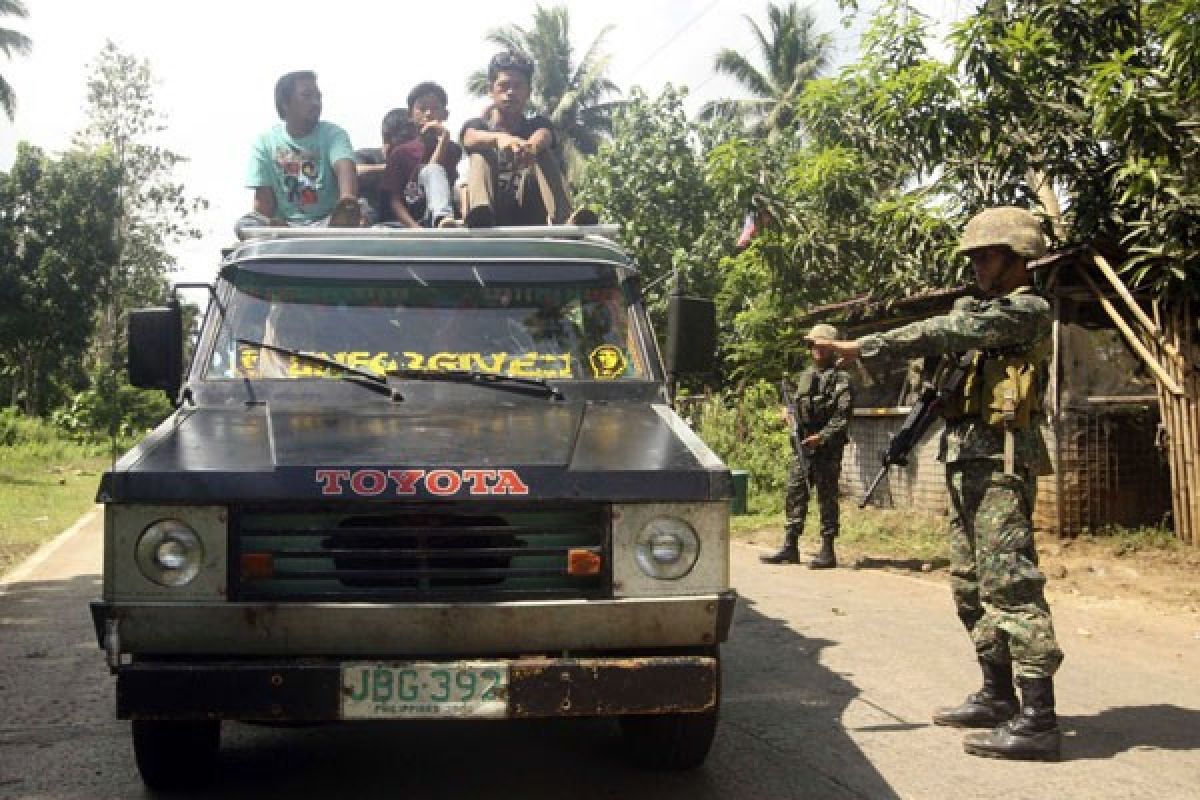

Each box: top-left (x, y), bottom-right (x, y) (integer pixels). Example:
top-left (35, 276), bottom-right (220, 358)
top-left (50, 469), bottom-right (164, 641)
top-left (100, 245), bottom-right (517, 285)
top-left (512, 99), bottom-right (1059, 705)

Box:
top-left (459, 52), bottom-right (596, 228)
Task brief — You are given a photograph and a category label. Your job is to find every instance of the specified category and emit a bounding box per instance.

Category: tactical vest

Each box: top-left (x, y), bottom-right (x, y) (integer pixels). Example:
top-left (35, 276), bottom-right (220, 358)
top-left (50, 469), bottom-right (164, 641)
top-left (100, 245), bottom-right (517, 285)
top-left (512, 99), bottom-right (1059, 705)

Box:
top-left (942, 337), bottom-right (1051, 429)
top-left (792, 369), bottom-right (837, 433)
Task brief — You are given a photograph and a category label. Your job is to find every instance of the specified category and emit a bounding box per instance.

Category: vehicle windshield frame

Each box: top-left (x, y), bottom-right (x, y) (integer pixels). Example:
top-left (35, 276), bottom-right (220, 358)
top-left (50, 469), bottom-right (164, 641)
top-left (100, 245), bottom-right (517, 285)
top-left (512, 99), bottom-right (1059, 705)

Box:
top-left (194, 258), bottom-right (659, 387)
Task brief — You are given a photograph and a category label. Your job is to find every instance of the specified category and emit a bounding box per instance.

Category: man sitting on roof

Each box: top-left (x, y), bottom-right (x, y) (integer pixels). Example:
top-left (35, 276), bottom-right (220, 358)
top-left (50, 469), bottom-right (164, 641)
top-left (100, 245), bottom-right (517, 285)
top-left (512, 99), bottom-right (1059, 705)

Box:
top-left (238, 70), bottom-right (361, 233)
top-left (459, 52), bottom-right (596, 228)
top-left (363, 82), bottom-right (464, 228)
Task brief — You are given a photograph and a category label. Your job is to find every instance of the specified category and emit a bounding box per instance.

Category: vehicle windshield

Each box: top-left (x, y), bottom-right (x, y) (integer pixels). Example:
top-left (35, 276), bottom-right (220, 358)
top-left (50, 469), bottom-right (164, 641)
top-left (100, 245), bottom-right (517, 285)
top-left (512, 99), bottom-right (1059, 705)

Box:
top-left (205, 262), bottom-right (650, 382)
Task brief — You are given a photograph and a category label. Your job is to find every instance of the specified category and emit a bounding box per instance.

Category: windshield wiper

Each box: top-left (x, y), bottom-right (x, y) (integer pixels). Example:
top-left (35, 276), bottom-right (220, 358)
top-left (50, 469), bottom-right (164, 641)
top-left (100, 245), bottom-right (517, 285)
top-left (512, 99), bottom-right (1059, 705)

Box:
top-left (386, 367), bottom-right (562, 399)
top-left (236, 339), bottom-right (401, 400)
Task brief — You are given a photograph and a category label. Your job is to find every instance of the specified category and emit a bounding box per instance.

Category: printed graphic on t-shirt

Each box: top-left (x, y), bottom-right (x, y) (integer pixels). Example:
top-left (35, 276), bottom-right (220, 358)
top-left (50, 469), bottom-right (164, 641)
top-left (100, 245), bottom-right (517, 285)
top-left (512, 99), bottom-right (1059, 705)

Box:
top-left (495, 149), bottom-right (520, 204)
top-left (404, 179), bottom-right (424, 208)
top-left (275, 146), bottom-right (320, 208)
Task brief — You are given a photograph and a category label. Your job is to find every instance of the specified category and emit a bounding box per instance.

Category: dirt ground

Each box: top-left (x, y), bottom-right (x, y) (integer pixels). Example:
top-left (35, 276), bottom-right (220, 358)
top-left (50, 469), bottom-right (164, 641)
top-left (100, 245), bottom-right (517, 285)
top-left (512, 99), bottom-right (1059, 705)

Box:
top-left (1034, 536), bottom-right (1200, 614)
top-left (741, 525), bottom-right (1200, 616)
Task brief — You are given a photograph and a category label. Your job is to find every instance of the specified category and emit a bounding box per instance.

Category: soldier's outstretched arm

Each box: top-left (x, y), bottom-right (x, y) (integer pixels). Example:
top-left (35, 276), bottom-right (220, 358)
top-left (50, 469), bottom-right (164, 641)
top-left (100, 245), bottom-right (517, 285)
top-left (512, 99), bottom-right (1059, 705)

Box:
top-left (854, 293), bottom-right (1051, 362)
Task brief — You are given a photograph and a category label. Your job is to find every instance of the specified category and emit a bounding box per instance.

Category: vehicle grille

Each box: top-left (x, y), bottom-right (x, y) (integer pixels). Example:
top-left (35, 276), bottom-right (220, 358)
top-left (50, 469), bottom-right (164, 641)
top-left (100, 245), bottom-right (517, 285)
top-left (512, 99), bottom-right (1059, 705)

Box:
top-left (231, 504), bottom-right (609, 601)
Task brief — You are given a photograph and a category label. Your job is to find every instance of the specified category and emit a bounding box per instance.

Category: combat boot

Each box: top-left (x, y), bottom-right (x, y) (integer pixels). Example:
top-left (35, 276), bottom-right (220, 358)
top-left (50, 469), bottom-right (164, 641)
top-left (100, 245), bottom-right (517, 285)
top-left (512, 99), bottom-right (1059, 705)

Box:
top-left (760, 530), bottom-right (800, 564)
top-left (933, 659), bottom-right (1018, 728)
top-left (808, 534), bottom-right (837, 569)
top-left (963, 677), bottom-right (1061, 761)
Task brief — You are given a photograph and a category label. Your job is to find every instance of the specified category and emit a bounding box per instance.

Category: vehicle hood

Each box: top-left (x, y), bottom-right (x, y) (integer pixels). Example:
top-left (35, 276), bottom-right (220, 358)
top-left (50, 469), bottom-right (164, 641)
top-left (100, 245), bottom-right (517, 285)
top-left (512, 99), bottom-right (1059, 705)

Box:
top-left (99, 403), bottom-right (730, 503)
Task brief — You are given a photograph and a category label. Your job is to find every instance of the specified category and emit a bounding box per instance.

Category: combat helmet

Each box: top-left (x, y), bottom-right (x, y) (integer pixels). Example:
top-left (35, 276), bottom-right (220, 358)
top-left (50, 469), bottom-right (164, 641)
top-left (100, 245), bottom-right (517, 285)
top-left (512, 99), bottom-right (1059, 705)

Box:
top-left (957, 207), bottom-right (1046, 260)
top-left (803, 323), bottom-right (840, 342)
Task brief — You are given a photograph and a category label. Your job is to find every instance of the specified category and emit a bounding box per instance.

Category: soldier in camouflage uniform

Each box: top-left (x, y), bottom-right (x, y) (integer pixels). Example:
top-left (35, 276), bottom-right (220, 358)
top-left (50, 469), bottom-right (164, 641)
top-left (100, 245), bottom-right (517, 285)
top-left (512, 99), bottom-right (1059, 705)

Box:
top-left (819, 207), bottom-right (1064, 761)
top-left (761, 323), bottom-right (853, 569)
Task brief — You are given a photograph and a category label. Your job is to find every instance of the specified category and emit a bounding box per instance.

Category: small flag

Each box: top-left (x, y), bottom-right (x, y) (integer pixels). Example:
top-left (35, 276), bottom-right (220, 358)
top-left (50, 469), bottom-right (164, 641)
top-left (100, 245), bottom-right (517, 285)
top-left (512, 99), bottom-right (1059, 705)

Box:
top-left (735, 210), bottom-right (759, 250)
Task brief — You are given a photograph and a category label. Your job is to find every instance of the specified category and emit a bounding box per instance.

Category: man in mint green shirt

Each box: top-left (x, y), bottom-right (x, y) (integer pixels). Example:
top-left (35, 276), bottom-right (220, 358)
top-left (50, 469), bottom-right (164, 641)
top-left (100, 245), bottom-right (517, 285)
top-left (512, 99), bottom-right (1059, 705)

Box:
top-left (242, 71), bottom-right (360, 229)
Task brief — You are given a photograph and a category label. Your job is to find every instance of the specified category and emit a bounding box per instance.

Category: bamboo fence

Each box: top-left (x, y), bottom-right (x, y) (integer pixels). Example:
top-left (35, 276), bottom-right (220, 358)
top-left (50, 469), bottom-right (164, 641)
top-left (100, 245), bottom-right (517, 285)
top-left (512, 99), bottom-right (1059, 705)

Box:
top-left (1087, 251), bottom-right (1198, 544)
top-left (1152, 297), bottom-right (1199, 545)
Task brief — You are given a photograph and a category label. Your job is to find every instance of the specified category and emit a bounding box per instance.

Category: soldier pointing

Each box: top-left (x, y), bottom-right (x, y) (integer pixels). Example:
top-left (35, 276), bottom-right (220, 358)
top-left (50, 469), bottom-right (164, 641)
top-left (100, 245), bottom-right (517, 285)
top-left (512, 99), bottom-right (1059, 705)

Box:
top-left (816, 207), bottom-right (1065, 761)
top-left (762, 323), bottom-right (853, 569)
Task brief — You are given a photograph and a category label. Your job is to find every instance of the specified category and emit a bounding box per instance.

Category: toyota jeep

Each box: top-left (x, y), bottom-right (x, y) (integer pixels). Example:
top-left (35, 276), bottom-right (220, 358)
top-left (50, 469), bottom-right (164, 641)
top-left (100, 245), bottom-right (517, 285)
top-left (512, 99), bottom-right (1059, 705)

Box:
top-left (90, 226), bottom-right (735, 790)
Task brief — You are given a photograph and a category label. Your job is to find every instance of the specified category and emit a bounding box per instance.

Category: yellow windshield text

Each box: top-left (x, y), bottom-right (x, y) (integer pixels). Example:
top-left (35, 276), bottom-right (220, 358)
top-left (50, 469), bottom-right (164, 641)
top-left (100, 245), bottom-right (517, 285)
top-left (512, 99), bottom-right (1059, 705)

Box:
top-left (240, 348), bottom-right (574, 380)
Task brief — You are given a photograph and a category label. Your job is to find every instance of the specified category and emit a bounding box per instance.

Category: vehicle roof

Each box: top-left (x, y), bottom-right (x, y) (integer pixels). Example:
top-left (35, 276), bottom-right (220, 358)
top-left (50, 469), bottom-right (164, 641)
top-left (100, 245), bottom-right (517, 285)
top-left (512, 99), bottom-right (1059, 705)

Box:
top-left (226, 227), bottom-right (633, 268)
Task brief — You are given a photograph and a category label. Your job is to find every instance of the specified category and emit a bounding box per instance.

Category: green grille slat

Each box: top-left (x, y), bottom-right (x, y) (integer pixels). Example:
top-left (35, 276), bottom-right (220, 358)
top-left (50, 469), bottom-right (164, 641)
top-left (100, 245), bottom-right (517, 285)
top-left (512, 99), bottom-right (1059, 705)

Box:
top-left (233, 505), bottom-right (609, 602)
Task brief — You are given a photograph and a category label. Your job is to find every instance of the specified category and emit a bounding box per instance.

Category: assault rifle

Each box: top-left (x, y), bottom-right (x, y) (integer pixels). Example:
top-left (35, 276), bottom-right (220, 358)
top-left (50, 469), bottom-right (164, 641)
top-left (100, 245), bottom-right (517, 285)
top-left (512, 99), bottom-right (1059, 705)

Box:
top-left (779, 379), bottom-right (811, 474)
top-left (858, 350), bottom-right (978, 508)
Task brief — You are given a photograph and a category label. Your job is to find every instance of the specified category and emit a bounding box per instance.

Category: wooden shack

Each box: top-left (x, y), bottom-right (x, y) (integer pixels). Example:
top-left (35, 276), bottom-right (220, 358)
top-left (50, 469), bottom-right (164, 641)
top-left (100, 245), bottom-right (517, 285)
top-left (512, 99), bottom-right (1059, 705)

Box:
top-left (804, 251), bottom-right (1196, 539)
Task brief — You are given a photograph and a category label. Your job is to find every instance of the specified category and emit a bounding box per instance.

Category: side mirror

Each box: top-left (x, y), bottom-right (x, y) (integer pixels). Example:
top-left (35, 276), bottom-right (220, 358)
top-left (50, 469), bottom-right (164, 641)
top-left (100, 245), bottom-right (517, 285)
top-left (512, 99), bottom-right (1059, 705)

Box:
top-left (665, 293), bottom-right (717, 377)
top-left (129, 304), bottom-right (183, 399)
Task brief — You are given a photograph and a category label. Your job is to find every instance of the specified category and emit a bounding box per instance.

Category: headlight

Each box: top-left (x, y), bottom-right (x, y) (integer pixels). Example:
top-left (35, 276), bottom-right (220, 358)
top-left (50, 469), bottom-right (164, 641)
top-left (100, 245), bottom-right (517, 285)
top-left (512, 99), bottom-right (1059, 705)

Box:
top-left (634, 516), bottom-right (700, 580)
top-left (136, 519), bottom-right (204, 587)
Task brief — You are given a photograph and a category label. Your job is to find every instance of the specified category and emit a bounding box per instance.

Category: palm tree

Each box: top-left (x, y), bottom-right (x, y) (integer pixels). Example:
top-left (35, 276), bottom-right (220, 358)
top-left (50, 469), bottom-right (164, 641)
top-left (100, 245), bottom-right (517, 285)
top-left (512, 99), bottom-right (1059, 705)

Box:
top-left (467, 5), bottom-right (623, 170)
top-left (0, 0), bottom-right (31, 121)
top-left (702, 1), bottom-right (832, 136)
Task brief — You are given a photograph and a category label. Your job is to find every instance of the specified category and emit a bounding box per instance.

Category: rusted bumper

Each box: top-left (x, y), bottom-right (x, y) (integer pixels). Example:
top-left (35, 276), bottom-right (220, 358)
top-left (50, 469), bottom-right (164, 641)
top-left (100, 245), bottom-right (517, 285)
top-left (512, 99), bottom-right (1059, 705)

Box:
top-left (114, 656), bottom-right (719, 721)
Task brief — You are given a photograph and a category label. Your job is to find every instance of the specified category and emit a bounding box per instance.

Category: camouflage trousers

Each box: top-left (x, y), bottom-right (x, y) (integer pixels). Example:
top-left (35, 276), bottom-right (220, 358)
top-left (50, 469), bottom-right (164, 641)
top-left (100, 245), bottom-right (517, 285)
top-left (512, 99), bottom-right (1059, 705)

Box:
top-left (785, 447), bottom-right (843, 539)
top-left (947, 460), bottom-right (1064, 680)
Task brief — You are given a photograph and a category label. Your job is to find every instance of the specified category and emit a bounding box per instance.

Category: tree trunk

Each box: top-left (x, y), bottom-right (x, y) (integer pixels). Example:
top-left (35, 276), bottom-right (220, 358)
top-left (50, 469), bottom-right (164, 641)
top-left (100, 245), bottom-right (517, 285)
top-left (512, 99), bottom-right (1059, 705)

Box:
top-left (19, 349), bottom-right (37, 416)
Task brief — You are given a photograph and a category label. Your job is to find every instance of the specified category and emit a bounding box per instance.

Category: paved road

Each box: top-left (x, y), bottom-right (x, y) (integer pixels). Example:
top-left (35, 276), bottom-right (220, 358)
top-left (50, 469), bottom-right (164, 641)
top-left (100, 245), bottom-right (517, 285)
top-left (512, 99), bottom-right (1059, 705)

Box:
top-left (1, 510), bottom-right (1198, 799)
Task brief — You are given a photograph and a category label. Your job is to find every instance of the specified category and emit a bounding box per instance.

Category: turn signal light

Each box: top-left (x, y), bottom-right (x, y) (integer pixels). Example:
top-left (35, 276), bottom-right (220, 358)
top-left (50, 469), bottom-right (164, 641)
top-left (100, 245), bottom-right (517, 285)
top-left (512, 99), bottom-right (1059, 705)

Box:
top-left (240, 553), bottom-right (274, 579)
top-left (567, 548), bottom-right (602, 576)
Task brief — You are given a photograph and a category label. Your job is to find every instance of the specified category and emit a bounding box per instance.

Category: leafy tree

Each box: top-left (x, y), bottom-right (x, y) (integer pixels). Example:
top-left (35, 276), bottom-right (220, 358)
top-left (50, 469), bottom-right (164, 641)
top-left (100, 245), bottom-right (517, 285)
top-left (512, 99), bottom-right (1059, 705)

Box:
top-left (577, 87), bottom-right (738, 318)
top-left (0, 0), bottom-right (31, 120)
top-left (70, 42), bottom-right (206, 433)
top-left (693, 380), bottom-right (792, 510)
top-left (950, 0), bottom-right (1199, 299)
top-left (701, 1), bottom-right (834, 136)
top-left (705, 3), bottom-right (960, 380)
top-left (708, 0), bottom-right (1200, 379)
top-left (813, 0), bottom-right (1197, 304)
top-left (467, 4), bottom-right (623, 168)
top-left (0, 144), bottom-right (120, 414)
top-left (74, 42), bottom-right (206, 320)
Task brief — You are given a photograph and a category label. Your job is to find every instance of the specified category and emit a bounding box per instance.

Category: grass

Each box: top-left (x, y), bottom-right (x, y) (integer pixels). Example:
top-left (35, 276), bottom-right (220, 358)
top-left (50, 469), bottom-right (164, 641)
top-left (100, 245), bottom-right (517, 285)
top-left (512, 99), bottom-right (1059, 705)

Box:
top-left (731, 490), bottom-right (951, 565)
top-left (732, 490), bottom-right (1188, 569)
top-left (0, 441), bottom-right (111, 576)
top-left (733, 505), bottom-right (952, 565)
top-left (1092, 525), bottom-right (1184, 556)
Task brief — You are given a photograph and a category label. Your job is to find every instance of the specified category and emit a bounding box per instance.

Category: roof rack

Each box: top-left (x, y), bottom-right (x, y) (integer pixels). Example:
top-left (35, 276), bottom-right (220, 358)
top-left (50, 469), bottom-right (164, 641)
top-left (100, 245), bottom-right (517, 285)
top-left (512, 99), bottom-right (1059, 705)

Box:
top-left (235, 224), bottom-right (620, 243)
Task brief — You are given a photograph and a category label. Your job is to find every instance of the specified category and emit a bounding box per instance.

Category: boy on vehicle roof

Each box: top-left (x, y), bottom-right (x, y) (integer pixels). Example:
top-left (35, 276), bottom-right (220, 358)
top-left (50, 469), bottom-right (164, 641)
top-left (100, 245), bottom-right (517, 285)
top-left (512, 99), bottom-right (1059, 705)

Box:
top-left (364, 82), bottom-right (463, 229)
top-left (240, 71), bottom-right (361, 232)
top-left (459, 52), bottom-right (596, 228)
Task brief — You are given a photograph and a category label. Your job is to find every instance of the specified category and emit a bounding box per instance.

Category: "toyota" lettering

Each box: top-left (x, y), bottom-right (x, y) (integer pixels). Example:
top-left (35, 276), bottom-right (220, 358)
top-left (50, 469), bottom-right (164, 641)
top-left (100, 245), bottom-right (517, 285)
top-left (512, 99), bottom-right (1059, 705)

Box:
top-left (315, 468), bottom-right (530, 497)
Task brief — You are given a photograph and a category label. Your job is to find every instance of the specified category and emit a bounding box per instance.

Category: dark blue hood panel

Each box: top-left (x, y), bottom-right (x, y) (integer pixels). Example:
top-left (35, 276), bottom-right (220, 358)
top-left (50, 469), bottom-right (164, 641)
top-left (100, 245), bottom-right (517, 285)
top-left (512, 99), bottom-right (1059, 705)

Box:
top-left (99, 403), bottom-right (730, 503)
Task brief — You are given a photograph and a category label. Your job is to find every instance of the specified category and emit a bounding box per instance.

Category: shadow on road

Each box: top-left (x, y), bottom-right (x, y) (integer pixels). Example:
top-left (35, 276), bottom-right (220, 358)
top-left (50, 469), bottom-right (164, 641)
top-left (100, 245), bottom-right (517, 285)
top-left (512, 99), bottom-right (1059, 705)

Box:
top-left (719, 593), bottom-right (902, 799)
top-left (1062, 705), bottom-right (1200, 761)
top-left (1, 574), bottom-right (901, 799)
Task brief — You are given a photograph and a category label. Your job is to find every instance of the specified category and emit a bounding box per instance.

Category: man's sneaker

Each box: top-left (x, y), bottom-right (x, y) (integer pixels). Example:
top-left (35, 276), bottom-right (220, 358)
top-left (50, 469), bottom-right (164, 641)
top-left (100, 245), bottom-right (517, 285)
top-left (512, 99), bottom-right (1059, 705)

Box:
top-left (329, 198), bottom-right (361, 228)
top-left (465, 205), bottom-right (495, 228)
top-left (437, 216), bottom-right (464, 229)
top-left (567, 208), bottom-right (599, 226)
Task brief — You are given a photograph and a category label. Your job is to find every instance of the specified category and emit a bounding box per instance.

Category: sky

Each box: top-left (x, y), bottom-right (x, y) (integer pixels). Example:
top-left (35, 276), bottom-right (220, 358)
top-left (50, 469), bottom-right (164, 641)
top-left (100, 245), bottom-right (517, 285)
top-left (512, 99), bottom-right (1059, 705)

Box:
top-left (0, 0), bottom-right (968, 284)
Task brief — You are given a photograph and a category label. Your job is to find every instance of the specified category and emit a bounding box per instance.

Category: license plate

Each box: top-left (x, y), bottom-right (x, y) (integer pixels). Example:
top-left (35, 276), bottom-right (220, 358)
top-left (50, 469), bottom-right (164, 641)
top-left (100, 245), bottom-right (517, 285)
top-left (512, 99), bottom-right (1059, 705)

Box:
top-left (340, 661), bottom-right (509, 719)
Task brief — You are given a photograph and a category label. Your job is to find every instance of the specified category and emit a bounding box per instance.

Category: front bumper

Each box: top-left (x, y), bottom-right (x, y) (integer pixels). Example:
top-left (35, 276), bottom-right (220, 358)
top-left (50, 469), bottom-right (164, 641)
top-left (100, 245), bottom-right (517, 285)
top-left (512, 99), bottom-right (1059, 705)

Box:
top-left (114, 656), bottom-right (719, 721)
top-left (90, 592), bottom-right (737, 658)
